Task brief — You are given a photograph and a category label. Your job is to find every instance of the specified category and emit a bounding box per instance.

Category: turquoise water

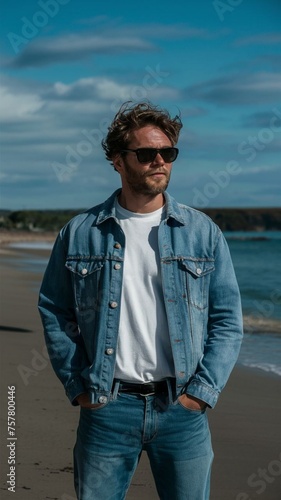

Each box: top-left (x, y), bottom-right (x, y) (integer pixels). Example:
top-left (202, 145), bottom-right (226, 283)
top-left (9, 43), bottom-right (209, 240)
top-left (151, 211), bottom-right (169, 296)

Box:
top-left (226, 232), bottom-right (281, 376)
top-left (7, 233), bottom-right (281, 376)
top-left (226, 232), bottom-right (281, 323)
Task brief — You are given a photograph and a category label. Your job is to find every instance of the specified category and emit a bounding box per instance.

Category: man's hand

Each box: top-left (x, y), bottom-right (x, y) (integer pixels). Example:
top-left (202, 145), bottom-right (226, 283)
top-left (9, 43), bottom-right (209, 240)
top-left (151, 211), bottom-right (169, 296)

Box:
top-left (76, 393), bottom-right (103, 409)
top-left (178, 394), bottom-right (207, 411)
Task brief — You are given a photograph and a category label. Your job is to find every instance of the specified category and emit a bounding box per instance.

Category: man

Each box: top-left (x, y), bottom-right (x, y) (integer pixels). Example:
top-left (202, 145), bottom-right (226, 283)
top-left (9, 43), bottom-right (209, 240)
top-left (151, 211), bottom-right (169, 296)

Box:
top-left (38, 101), bottom-right (243, 500)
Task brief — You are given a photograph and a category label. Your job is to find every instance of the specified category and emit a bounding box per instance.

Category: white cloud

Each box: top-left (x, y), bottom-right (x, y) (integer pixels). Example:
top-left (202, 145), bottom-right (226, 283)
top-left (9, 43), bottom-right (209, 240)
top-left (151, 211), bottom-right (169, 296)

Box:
top-left (186, 72), bottom-right (281, 105)
top-left (45, 76), bottom-right (179, 107)
top-left (1, 68), bottom-right (280, 209)
top-left (0, 74), bottom-right (180, 187)
top-left (5, 22), bottom-right (231, 69)
top-left (240, 165), bottom-right (278, 175)
top-left (242, 72), bottom-right (280, 92)
top-left (7, 33), bottom-right (155, 68)
top-left (234, 32), bottom-right (281, 47)
top-left (50, 77), bottom-right (133, 101)
top-left (0, 85), bottom-right (43, 121)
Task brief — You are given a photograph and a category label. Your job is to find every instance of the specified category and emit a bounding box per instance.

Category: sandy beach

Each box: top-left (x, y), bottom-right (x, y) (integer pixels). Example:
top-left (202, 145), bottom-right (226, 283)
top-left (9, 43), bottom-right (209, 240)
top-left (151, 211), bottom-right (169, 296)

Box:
top-left (0, 238), bottom-right (281, 500)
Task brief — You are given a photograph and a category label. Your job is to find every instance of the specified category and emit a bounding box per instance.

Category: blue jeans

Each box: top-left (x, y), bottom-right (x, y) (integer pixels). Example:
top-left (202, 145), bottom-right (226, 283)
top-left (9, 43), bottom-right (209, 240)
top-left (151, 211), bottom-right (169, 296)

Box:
top-left (73, 381), bottom-right (214, 500)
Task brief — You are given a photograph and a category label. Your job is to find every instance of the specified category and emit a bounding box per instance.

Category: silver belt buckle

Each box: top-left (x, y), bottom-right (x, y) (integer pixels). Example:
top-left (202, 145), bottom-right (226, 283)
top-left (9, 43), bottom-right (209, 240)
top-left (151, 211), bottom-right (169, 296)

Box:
top-left (140, 390), bottom-right (155, 396)
top-left (139, 384), bottom-right (156, 396)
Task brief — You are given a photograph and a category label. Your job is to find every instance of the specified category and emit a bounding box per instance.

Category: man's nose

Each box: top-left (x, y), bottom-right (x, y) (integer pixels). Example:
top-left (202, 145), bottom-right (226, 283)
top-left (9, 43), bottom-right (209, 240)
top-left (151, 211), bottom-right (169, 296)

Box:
top-left (152, 152), bottom-right (165, 164)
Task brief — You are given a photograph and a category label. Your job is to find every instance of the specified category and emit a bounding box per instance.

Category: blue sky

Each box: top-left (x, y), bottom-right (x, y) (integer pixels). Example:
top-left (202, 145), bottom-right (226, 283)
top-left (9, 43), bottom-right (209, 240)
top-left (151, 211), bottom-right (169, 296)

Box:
top-left (1, 0), bottom-right (280, 209)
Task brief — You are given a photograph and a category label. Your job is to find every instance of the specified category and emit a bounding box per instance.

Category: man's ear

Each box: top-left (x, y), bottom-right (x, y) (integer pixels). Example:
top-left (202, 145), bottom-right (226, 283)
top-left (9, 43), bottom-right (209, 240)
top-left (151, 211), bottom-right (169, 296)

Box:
top-left (113, 154), bottom-right (123, 173)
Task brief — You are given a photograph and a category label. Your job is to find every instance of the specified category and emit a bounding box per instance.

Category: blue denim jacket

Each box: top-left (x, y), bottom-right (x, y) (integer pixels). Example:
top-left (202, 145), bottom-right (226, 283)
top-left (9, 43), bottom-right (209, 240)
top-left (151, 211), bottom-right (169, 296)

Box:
top-left (38, 189), bottom-right (243, 408)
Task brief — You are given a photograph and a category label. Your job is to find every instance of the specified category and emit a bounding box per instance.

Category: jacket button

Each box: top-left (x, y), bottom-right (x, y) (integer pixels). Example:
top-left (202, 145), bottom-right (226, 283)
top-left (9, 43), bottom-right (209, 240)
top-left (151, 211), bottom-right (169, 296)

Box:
top-left (98, 396), bottom-right (108, 404)
top-left (114, 263), bottom-right (121, 270)
top-left (196, 268), bottom-right (202, 275)
top-left (106, 348), bottom-right (114, 355)
top-left (81, 268), bottom-right (88, 275)
top-left (109, 301), bottom-right (118, 308)
top-left (114, 243), bottom-right (121, 249)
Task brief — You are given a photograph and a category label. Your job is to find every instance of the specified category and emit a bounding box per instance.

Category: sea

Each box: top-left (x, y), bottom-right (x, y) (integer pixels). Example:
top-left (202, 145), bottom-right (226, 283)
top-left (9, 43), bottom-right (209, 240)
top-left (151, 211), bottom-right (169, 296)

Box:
top-left (9, 231), bottom-right (281, 377)
top-left (224, 231), bottom-right (281, 377)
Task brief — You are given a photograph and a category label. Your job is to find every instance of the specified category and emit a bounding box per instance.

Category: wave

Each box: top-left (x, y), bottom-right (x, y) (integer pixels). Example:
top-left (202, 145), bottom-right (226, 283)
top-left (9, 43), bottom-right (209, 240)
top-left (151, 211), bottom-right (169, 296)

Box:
top-left (239, 361), bottom-right (281, 377)
top-left (9, 241), bottom-right (54, 250)
top-left (238, 332), bottom-right (281, 377)
top-left (243, 315), bottom-right (281, 334)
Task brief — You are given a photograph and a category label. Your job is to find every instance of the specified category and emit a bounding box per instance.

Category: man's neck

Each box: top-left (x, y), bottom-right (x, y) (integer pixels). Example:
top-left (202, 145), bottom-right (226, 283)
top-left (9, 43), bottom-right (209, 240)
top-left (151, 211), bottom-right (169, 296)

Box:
top-left (118, 191), bottom-right (165, 213)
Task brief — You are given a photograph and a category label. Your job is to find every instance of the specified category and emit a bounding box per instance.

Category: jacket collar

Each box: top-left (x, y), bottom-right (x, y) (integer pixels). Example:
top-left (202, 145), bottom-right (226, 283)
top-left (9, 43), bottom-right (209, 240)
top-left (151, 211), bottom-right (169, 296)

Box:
top-left (96, 189), bottom-right (185, 225)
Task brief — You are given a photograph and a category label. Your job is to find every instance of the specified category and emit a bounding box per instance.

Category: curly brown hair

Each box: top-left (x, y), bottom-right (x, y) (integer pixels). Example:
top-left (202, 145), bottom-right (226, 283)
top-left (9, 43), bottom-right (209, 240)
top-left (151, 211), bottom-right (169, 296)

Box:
top-left (102, 101), bottom-right (183, 165)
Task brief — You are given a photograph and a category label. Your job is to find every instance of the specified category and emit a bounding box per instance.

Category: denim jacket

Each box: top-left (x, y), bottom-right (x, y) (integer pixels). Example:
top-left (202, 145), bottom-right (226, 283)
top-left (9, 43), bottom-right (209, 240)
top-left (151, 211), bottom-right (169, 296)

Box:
top-left (38, 189), bottom-right (243, 408)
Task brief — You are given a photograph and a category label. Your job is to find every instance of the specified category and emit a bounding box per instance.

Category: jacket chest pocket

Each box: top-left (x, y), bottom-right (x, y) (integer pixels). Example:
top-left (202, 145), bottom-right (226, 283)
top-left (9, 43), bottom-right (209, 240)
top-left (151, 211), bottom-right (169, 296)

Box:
top-left (65, 258), bottom-right (105, 312)
top-left (180, 258), bottom-right (215, 310)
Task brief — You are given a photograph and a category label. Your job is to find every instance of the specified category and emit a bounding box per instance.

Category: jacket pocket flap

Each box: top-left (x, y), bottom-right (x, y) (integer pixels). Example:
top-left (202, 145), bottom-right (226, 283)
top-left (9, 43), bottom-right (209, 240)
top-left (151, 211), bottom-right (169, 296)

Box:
top-left (65, 258), bottom-right (105, 277)
top-left (180, 258), bottom-right (215, 278)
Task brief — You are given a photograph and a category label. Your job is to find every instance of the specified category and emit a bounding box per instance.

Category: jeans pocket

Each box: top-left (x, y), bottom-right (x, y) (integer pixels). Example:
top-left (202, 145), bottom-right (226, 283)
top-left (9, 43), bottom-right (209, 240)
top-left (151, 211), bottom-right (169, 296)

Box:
top-left (81, 402), bottom-right (109, 412)
top-left (177, 398), bottom-right (206, 414)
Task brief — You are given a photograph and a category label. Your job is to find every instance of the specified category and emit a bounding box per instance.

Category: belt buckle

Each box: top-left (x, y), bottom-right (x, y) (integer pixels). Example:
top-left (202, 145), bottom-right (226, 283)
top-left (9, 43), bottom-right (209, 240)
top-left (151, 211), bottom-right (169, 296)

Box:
top-left (140, 389), bottom-right (155, 396)
top-left (139, 384), bottom-right (156, 396)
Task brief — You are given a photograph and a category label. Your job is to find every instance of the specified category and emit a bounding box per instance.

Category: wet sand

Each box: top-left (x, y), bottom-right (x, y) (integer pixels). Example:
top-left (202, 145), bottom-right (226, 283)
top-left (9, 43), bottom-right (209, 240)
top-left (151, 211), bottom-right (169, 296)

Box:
top-left (0, 243), bottom-right (280, 499)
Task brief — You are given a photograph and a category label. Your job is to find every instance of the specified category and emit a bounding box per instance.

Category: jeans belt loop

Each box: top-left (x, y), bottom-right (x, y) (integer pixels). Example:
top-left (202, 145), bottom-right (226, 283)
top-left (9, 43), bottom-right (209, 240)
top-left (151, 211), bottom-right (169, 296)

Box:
top-left (112, 379), bottom-right (120, 400)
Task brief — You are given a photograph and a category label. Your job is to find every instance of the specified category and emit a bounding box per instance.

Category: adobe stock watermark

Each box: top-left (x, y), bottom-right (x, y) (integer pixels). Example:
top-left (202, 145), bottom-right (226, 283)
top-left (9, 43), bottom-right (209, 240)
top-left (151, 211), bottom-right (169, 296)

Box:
top-left (17, 297), bottom-right (105, 386)
top-left (7, 0), bottom-right (71, 54)
top-left (192, 107), bottom-right (281, 208)
top-left (236, 451), bottom-right (281, 499)
top-left (51, 64), bottom-right (170, 182)
top-left (60, 460), bottom-right (114, 499)
top-left (19, 287), bottom-right (109, 386)
top-left (192, 160), bottom-right (242, 208)
top-left (16, 320), bottom-right (81, 386)
top-left (213, 0), bottom-right (244, 22)
top-left (237, 107), bottom-right (281, 162)
top-left (17, 345), bottom-right (52, 386)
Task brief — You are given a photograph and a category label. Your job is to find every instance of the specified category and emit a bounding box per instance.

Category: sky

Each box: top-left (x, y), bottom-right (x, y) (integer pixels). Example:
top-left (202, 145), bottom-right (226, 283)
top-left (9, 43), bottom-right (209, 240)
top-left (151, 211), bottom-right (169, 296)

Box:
top-left (0, 0), bottom-right (280, 210)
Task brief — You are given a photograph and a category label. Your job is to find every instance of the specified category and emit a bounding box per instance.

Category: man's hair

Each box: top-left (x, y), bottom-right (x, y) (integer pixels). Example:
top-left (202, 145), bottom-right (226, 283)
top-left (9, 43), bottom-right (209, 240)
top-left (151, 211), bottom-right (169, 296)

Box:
top-left (102, 101), bottom-right (183, 165)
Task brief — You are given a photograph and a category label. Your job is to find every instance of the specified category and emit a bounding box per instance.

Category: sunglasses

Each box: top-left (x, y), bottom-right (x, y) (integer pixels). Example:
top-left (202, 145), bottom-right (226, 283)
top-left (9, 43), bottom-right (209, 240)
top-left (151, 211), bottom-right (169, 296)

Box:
top-left (121, 147), bottom-right (179, 164)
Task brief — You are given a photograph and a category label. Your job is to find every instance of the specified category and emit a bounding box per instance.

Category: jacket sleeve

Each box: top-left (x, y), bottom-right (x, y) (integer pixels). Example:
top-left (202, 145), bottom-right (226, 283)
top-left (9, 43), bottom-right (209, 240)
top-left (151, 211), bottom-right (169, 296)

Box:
top-left (38, 231), bottom-right (89, 405)
top-left (186, 230), bottom-right (243, 408)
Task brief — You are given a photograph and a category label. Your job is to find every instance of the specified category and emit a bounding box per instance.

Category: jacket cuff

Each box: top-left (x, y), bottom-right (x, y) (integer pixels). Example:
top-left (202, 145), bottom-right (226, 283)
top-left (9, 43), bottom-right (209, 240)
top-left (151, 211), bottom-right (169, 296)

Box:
top-left (65, 377), bottom-right (87, 406)
top-left (185, 380), bottom-right (219, 408)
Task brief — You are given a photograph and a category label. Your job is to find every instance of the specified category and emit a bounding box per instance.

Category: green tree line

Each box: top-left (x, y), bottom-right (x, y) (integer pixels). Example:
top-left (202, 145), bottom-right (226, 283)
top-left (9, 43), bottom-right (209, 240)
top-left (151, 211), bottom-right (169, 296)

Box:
top-left (0, 208), bottom-right (281, 232)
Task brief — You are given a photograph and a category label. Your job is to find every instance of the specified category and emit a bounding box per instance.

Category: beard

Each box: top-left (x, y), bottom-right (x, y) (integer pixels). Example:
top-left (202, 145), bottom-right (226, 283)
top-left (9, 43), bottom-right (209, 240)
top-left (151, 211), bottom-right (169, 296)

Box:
top-left (122, 158), bottom-right (171, 196)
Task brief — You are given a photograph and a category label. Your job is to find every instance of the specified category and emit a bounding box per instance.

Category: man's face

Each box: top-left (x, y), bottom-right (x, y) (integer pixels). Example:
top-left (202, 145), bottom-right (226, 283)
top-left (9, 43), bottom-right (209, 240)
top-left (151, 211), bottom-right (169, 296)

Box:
top-left (115, 126), bottom-right (173, 196)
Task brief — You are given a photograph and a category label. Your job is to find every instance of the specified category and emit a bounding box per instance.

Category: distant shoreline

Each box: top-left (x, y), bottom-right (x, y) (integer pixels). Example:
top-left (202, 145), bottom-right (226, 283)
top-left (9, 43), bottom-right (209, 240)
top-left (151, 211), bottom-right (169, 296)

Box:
top-left (1, 206), bottom-right (281, 232)
top-left (0, 230), bottom-right (57, 246)
top-left (201, 207), bottom-right (281, 231)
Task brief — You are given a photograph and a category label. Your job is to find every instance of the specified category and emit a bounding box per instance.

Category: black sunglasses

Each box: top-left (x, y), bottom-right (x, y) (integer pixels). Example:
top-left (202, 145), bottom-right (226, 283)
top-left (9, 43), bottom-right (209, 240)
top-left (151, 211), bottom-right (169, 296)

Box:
top-left (121, 147), bottom-right (179, 164)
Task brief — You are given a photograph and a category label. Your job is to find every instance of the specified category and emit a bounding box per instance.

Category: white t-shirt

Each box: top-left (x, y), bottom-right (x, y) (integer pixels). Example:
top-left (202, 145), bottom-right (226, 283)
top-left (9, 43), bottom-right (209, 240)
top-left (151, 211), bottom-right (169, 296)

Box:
top-left (114, 200), bottom-right (175, 383)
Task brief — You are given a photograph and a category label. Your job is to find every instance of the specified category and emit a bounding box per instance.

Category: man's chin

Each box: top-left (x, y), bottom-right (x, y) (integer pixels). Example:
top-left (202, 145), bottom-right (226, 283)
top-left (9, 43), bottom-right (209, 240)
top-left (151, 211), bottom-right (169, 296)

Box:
top-left (145, 177), bottom-right (169, 193)
top-left (135, 184), bottom-right (169, 196)
top-left (128, 176), bottom-right (170, 196)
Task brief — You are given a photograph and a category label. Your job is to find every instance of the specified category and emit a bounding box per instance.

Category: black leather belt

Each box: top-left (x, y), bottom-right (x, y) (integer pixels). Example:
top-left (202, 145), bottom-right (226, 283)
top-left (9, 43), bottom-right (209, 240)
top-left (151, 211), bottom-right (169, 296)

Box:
top-left (118, 380), bottom-right (169, 396)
